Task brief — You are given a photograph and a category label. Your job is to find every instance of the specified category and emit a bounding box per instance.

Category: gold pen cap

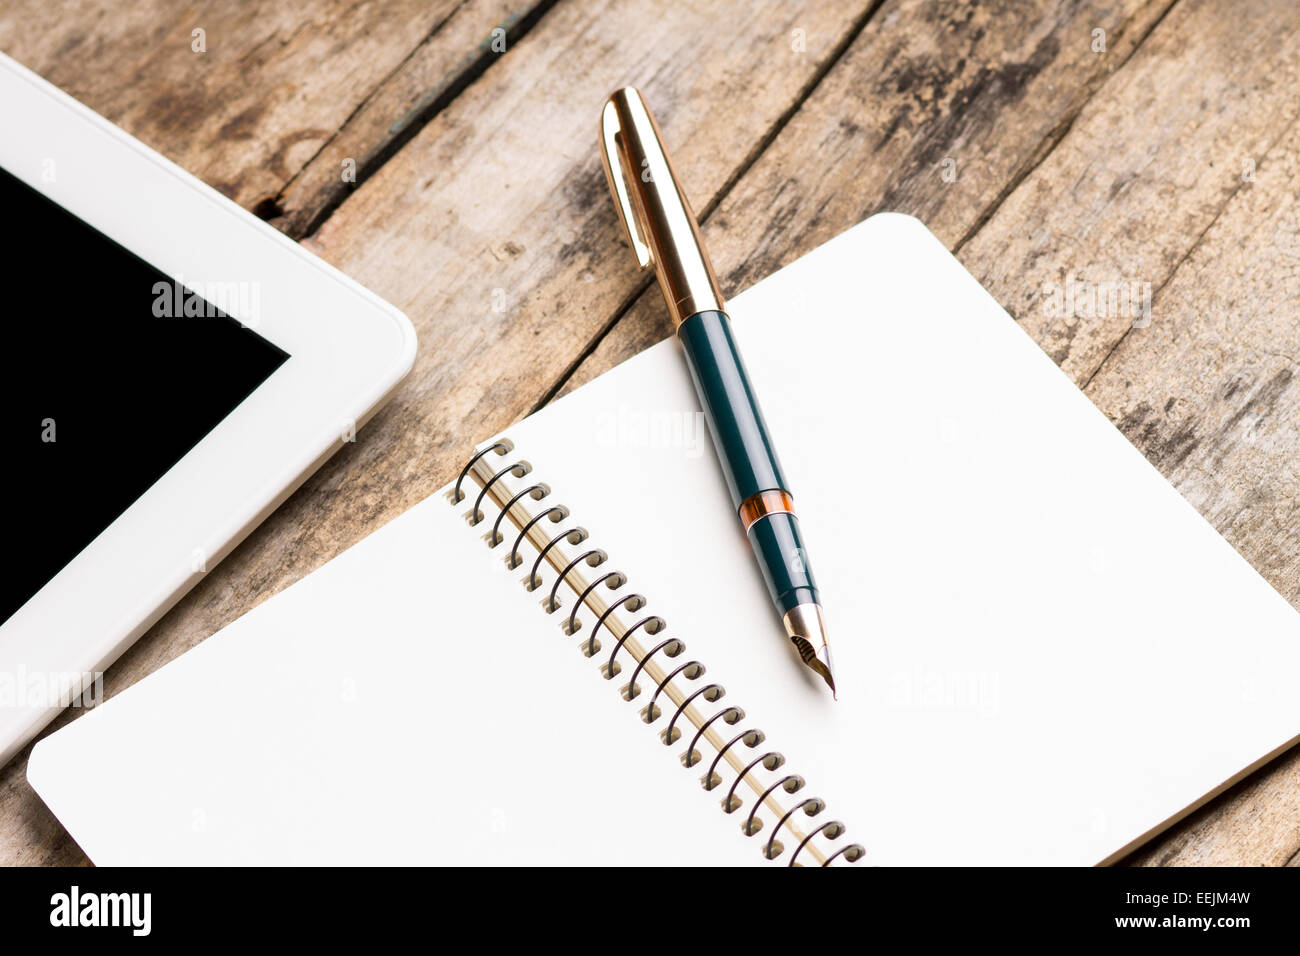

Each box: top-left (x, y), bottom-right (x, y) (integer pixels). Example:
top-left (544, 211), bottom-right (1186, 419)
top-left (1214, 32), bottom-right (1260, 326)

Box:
top-left (599, 87), bottom-right (724, 327)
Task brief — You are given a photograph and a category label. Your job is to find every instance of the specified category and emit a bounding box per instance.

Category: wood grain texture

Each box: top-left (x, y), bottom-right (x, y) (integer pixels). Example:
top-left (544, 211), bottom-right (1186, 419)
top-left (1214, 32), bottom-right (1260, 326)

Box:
top-left (3, 0), bottom-right (1299, 867)
top-left (961, 0), bottom-right (1300, 387)
top-left (555, 0), bottom-right (1173, 398)
top-left (271, 0), bottom-right (552, 237)
top-left (0, 0), bottom-right (528, 213)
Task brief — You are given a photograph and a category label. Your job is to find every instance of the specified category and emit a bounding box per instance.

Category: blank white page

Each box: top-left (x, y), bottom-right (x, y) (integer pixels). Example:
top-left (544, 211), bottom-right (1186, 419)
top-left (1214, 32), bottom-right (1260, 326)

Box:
top-left (499, 213), bottom-right (1300, 865)
top-left (27, 487), bottom-right (751, 864)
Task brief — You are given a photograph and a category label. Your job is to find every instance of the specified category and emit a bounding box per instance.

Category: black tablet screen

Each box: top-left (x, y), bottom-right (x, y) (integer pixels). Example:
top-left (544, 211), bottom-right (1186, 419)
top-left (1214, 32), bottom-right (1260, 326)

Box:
top-left (1, 165), bottom-right (289, 625)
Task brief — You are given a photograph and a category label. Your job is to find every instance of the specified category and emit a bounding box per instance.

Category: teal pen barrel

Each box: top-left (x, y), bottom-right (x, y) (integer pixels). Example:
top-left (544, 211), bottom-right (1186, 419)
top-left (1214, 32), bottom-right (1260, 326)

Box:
top-left (746, 511), bottom-right (819, 615)
top-left (677, 310), bottom-right (787, 506)
top-left (678, 309), bottom-right (820, 614)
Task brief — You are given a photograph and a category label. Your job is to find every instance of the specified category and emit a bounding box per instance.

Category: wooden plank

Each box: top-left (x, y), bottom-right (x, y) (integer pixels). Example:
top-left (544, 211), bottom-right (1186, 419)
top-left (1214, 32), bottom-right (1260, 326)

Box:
top-left (272, 0), bottom-right (554, 237)
top-left (0, 0), bottom-right (536, 215)
top-left (1082, 115), bottom-right (1300, 866)
top-left (960, 0), bottom-right (1300, 388)
top-left (0, 0), bottom-right (881, 865)
top-left (556, 0), bottom-right (1172, 398)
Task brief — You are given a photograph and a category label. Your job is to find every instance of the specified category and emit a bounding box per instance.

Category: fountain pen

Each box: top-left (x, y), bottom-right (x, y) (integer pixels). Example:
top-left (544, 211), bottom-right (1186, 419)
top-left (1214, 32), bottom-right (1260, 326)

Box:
top-left (599, 87), bottom-right (836, 696)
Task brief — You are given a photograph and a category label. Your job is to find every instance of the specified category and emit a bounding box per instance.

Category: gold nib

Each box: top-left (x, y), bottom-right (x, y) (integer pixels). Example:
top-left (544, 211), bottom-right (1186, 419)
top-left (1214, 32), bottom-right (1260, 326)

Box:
top-left (783, 603), bottom-right (836, 698)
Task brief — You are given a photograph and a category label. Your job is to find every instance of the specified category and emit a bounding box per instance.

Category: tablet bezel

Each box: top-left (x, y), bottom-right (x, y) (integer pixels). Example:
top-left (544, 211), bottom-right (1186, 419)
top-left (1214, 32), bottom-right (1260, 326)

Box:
top-left (0, 54), bottom-right (417, 765)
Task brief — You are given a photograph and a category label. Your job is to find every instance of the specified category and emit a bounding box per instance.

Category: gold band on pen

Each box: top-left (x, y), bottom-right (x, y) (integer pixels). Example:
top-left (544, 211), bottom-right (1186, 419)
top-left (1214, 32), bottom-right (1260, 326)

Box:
top-left (738, 489), bottom-right (795, 533)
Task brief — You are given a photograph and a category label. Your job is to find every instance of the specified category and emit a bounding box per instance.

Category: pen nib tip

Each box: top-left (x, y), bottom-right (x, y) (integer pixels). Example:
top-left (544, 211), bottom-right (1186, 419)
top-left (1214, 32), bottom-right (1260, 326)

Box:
top-left (784, 603), bottom-right (836, 699)
top-left (822, 662), bottom-right (838, 699)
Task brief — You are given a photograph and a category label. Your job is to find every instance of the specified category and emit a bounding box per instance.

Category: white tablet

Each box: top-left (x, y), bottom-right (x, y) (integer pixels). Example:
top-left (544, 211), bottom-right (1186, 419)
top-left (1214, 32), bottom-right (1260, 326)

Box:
top-left (0, 54), bottom-right (417, 765)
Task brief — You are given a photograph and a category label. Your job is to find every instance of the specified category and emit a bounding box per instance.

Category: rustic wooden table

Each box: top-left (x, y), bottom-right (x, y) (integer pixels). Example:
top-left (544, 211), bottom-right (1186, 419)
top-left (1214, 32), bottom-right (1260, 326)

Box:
top-left (2, 0), bottom-right (1297, 866)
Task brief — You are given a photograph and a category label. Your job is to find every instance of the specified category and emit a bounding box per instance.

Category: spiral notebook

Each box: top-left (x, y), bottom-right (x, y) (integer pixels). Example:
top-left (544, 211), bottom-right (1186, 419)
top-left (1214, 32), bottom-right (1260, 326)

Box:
top-left (27, 214), bottom-right (1300, 865)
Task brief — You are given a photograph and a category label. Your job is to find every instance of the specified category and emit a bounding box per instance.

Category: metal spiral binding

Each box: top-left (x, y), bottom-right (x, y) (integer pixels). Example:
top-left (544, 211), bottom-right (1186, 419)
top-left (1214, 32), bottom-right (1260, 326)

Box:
top-left (451, 440), bottom-right (865, 867)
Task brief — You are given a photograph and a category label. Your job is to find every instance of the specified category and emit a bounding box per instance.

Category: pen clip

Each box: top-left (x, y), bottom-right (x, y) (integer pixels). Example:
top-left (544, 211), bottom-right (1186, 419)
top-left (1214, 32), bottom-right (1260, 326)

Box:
top-left (598, 87), bottom-right (724, 326)
top-left (599, 98), bottom-right (653, 270)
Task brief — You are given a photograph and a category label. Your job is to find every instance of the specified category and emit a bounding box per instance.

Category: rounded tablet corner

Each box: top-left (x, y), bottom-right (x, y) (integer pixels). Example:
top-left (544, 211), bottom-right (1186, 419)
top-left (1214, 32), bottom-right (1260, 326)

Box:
top-left (388, 306), bottom-right (419, 381)
top-left (344, 292), bottom-right (418, 399)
